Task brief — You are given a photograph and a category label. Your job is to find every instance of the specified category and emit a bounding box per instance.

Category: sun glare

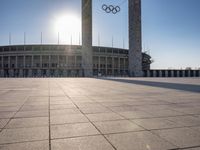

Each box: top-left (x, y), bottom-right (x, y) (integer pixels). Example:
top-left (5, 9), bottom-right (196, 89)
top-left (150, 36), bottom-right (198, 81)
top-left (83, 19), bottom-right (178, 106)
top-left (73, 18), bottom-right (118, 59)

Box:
top-left (54, 14), bottom-right (81, 43)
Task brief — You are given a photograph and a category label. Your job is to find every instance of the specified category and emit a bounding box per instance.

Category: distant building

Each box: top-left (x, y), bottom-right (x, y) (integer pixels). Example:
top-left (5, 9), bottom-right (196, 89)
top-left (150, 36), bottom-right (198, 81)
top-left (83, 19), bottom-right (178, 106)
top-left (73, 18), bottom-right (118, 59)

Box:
top-left (0, 45), bottom-right (151, 77)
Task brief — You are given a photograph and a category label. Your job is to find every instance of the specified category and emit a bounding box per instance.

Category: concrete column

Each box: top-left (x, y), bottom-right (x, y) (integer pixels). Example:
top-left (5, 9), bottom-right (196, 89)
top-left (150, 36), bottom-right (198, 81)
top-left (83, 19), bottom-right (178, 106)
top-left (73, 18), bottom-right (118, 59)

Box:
top-left (82, 0), bottom-right (93, 77)
top-left (171, 70), bottom-right (174, 77)
top-left (146, 70), bottom-right (150, 77)
top-left (9, 69), bottom-right (14, 77)
top-left (159, 70), bottom-right (162, 77)
top-left (28, 69), bottom-right (32, 77)
top-left (123, 58), bottom-right (126, 75)
top-left (40, 55), bottom-right (42, 68)
top-left (63, 69), bottom-right (67, 77)
top-left (118, 57), bottom-right (120, 75)
top-left (153, 70), bottom-right (156, 77)
top-left (1, 56), bottom-right (3, 68)
top-left (106, 57), bottom-right (108, 76)
top-left (55, 69), bottom-right (58, 77)
top-left (188, 70), bottom-right (191, 77)
top-left (46, 69), bottom-right (50, 77)
top-left (65, 56), bottom-right (68, 68)
top-left (75, 56), bottom-right (77, 68)
top-left (0, 69), bottom-right (4, 77)
top-left (128, 0), bottom-right (142, 77)
top-left (8, 56), bottom-right (10, 69)
top-left (177, 70), bottom-right (180, 77)
top-left (58, 55), bottom-right (60, 67)
top-left (16, 56), bottom-right (18, 68)
top-left (112, 57), bottom-right (114, 75)
top-left (37, 69), bottom-right (41, 77)
top-left (182, 70), bottom-right (185, 77)
top-left (49, 55), bottom-right (51, 69)
top-left (23, 55), bottom-right (25, 68)
top-left (31, 55), bottom-right (34, 68)
top-left (19, 69), bottom-right (23, 77)
top-left (98, 56), bottom-right (100, 72)
top-left (165, 70), bottom-right (168, 77)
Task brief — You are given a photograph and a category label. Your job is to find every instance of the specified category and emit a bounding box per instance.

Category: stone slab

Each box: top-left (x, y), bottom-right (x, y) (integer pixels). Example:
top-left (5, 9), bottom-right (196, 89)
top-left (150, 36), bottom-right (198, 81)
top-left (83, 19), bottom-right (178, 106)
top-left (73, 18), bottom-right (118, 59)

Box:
top-left (52, 135), bottom-right (114, 150)
top-left (0, 140), bottom-right (49, 150)
top-left (0, 126), bottom-right (48, 144)
top-left (105, 131), bottom-right (177, 150)
top-left (153, 127), bottom-right (200, 148)
top-left (51, 122), bottom-right (100, 139)
top-left (94, 120), bottom-right (144, 134)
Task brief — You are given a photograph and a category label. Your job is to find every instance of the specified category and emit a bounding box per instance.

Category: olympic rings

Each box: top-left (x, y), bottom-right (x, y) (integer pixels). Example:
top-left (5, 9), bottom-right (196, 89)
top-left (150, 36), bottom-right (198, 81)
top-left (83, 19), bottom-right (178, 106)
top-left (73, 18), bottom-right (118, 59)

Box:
top-left (102, 4), bottom-right (121, 14)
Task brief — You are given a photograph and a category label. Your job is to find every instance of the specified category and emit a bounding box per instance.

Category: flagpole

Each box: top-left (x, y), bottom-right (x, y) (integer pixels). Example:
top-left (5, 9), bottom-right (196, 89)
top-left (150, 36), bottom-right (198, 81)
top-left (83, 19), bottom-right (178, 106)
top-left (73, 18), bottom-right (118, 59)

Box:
top-left (58, 32), bottom-right (60, 45)
top-left (98, 33), bottom-right (100, 47)
top-left (24, 32), bottom-right (26, 45)
top-left (79, 32), bottom-right (80, 45)
top-left (112, 36), bottom-right (114, 48)
top-left (41, 32), bottom-right (43, 45)
top-left (9, 32), bottom-right (11, 45)
top-left (123, 37), bottom-right (125, 49)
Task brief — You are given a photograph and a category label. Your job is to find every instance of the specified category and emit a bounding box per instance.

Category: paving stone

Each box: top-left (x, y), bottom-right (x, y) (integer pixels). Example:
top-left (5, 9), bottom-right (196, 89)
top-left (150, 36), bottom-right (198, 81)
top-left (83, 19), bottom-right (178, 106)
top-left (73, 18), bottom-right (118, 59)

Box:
top-left (174, 107), bottom-right (200, 115)
top-left (24, 102), bottom-right (48, 106)
top-left (132, 118), bottom-right (182, 130)
top-left (79, 106), bottom-right (111, 114)
top-left (6, 117), bottom-right (48, 128)
top-left (50, 114), bottom-right (89, 125)
top-left (28, 96), bottom-right (48, 101)
top-left (118, 110), bottom-right (154, 119)
top-left (105, 131), bottom-right (177, 150)
top-left (20, 105), bottom-right (48, 111)
top-left (52, 135), bottom-right (114, 150)
top-left (0, 106), bottom-right (20, 112)
top-left (14, 110), bottom-right (48, 118)
top-left (75, 102), bottom-right (103, 108)
top-left (0, 140), bottom-right (49, 150)
top-left (166, 116), bottom-right (200, 127)
top-left (50, 104), bottom-right (76, 109)
top-left (190, 126), bottom-right (200, 132)
top-left (94, 120), bottom-right (144, 134)
top-left (51, 122), bottom-right (100, 139)
top-left (153, 127), bottom-right (200, 148)
top-left (0, 119), bottom-right (9, 128)
top-left (86, 113), bottom-right (124, 122)
top-left (0, 126), bottom-right (48, 144)
top-left (50, 108), bottom-right (81, 116)
top-left (0, 112), bottom-right (15, 119)
top-left (50, 101), bottom-right (73, 105)
top-left (0, 102), bottom-right (22, 107)
top-left (146, 109), bottom-right (184, 117)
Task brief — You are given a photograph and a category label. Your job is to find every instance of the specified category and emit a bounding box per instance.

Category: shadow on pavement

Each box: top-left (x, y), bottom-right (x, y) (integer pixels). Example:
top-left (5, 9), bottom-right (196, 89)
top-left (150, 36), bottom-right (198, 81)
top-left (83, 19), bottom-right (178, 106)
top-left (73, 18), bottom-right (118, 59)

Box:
top-left (99, 78), bottom-right (200, 93)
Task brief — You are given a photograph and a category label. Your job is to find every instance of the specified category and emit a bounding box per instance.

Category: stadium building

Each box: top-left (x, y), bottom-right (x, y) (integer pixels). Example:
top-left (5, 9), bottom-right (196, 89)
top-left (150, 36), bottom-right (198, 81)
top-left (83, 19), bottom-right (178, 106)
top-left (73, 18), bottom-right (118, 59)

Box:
top-left (0, 45), bottom-right (151, 77)
top-left (0, 0), bottom-right (151, 77)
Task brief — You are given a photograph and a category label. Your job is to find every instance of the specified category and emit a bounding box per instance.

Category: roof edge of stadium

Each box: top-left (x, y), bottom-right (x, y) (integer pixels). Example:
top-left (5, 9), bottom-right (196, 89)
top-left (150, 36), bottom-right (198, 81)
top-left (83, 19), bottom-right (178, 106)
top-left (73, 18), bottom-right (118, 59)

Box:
top-left (0, 44), bottom-right (129, 50)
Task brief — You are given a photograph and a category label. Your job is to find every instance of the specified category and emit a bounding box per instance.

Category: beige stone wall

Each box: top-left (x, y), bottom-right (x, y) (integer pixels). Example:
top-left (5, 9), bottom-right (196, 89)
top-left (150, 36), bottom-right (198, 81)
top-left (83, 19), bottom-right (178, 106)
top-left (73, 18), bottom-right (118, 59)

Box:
top-left (129, 0), bottom-right (143, 77)
top-left (82, 0), bottom-right (93, 77)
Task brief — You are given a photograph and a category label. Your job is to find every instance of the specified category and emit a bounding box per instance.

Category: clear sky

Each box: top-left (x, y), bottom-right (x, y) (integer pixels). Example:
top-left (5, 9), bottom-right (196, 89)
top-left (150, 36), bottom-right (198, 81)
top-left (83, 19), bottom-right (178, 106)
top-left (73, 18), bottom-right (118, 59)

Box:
top-left (0, 0), bottom-right (199, 69)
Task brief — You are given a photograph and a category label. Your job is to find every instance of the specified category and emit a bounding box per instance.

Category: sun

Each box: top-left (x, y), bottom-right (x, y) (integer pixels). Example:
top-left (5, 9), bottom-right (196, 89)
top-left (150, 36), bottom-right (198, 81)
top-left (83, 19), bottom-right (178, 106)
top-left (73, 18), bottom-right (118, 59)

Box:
top-left (54, 14), bottom-right (81, 43)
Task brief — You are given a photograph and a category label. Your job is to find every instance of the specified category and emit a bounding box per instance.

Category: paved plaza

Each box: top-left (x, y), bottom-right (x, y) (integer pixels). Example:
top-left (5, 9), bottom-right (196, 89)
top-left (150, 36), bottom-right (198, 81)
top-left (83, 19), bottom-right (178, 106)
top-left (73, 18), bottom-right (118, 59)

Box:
top-left (0, 78), bottom-right (200, 150)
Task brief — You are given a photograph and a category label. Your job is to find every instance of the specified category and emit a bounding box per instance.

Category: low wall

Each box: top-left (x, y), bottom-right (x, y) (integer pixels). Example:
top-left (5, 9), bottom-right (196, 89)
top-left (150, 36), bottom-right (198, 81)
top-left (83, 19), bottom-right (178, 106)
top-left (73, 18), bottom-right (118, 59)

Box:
top-left (144, 70), bottom-right (200, 77)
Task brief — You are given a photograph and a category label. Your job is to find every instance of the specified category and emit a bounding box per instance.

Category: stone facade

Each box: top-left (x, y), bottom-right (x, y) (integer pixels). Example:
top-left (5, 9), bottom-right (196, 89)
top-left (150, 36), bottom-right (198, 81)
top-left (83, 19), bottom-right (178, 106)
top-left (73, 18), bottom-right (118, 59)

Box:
top-left (129, 0), bottom-right (143, 77)
top-left (0, 45), bottom-right (151, 77)
top-left (82, 0), bottom-right (93, 77)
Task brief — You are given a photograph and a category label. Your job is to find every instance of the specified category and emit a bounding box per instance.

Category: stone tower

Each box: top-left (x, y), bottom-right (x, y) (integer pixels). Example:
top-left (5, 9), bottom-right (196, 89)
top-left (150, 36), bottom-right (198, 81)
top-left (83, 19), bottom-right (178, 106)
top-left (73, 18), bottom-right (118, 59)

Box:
top-left (129, 0), bottom-right (143, 77)
top-left (82, 0), bottom-right (93, 77)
